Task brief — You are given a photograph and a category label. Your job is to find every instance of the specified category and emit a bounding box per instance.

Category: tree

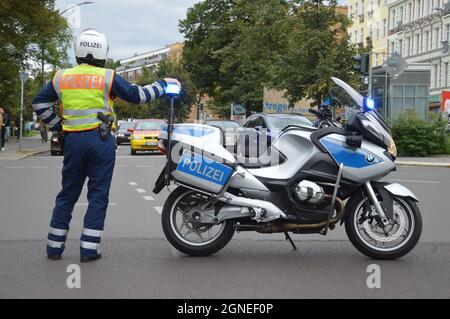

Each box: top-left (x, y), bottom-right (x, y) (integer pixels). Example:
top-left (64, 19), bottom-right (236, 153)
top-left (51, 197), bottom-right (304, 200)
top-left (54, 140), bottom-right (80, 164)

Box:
top-left (0, 0), bottom-right (71, 121)
top-left (272, 0), bottom-right (357, 105)
top-left (180, 0), bottom-right (237, 115)
top-left (180, 0), bottom-right (358, 115)
top-left (114, 59), bottom-right (196, 122)
top-left (217, 0), bottom-right (289, 117)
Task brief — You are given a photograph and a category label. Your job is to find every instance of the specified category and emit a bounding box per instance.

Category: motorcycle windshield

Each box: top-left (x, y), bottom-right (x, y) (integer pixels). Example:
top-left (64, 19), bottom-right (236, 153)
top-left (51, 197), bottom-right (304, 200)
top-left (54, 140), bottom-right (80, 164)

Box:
top-left (329, 77), bottom-right (395, 152)
top-left (329, 77), bottom-right (363, 109)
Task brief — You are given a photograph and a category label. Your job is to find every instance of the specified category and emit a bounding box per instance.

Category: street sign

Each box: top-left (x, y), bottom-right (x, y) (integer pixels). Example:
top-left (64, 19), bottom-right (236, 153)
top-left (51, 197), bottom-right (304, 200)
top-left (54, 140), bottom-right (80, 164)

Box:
top-left (231, 103), bottom-right (246, 116)
top-left (442, 91), bottom-right (450, 113)
top-left (383, 52), bottom-right (408, 79)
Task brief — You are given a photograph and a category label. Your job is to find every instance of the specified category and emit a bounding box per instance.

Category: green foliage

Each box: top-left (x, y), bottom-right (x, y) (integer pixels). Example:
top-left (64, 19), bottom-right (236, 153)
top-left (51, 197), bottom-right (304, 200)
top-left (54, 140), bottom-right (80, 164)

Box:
top-left (274, 0), bottom-right (357, 104)
top-left (180, 0), bottom-right (358, 117)
top-left (391, 112), bottom-right (448, 156)
top-left (114, 59), bottom-right (196, 122)
top-left (0, 0), bottom-right (71, 121)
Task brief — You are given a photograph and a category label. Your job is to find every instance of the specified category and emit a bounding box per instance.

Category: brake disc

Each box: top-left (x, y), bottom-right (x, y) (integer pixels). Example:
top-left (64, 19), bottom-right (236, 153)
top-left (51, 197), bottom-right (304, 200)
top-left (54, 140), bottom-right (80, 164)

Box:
top-left (363, 204), bottom-right (406, 242)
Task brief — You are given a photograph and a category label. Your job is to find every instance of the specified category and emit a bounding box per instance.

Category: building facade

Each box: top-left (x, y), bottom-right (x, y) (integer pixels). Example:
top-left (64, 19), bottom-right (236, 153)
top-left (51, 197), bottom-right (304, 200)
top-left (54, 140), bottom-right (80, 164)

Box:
top-left (387, 0), bottom-right (450, 110)
top-left (116, 42), bottom-right (184, 81)
top-left (348, 0), bottom-right (390, 66)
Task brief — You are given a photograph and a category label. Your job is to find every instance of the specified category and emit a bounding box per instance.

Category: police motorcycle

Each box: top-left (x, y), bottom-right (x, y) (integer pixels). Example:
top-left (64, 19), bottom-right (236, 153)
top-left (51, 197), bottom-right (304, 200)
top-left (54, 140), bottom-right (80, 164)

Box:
top-left (153, 77), bottom-right (422, 259)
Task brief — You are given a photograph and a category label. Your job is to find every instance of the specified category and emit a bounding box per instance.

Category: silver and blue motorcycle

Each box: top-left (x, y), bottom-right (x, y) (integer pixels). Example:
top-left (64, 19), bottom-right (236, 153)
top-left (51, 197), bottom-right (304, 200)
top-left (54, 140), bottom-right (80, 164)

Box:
top-left (153, 77), bottom-right (422, 260)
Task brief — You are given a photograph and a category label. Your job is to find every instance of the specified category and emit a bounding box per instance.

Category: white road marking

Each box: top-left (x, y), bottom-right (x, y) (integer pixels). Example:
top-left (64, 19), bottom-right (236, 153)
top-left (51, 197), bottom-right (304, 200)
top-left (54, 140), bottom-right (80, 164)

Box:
top-left (29, 166), bottom-right (49, 169)
top-left (143, 196), bottom-right (154, 201)
top-left (135, 165), bottom-right (153, 168)
top-left (136, 188), bottom-right (146, 193)
top-left (115, 165), bottom-right (126, 168)
top-left (388, 179), bottom-right (440, 184)
top-left (3, 167), bottom-right (25, 169)
top-left (75, 203), bottom-right (117, 206)
top-left (154, 206), bottom-right (163, 214)
top-left (128, 182), bottom-right (137, 186)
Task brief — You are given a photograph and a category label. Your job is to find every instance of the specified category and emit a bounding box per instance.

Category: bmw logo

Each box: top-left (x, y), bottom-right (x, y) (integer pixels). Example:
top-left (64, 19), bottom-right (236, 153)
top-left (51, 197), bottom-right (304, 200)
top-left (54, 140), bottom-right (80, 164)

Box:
top-left (366, 154), bottom-right (375, 163)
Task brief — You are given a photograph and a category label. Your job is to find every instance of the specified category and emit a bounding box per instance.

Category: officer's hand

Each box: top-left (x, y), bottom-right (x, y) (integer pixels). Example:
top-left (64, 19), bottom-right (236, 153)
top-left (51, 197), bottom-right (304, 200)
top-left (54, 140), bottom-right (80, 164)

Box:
top-left (164, 78), bottom-right (181, 91)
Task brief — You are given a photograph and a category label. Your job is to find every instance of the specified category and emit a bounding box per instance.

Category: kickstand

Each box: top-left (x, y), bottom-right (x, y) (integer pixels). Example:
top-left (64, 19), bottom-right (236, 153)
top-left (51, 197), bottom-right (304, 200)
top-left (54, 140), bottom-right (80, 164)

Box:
top-left (284, 232), bottom-right (297, 250)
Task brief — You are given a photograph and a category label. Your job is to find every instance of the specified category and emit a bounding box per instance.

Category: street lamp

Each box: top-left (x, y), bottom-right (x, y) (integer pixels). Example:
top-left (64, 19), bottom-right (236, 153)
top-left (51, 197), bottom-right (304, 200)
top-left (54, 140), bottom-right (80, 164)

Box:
top-left (40, 1), bottom-right (95, 87)
top-left (60, 1), bottom-right (95, 15)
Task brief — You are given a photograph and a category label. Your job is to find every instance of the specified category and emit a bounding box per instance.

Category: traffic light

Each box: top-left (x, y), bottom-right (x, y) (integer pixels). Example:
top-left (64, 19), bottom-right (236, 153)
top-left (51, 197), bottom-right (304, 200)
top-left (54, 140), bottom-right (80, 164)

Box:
top-left (352, 53), bottom-right (370, 75)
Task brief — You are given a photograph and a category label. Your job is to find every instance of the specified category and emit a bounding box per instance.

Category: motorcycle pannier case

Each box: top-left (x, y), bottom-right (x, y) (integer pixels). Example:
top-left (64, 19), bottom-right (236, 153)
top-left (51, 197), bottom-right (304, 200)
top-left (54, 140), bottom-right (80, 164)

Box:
top-left (159, 124), bottom-right (236, 194)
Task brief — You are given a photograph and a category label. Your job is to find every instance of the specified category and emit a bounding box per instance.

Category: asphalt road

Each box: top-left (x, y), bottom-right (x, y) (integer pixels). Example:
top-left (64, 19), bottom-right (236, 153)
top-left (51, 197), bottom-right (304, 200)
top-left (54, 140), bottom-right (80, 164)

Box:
top-left (0, 145), bottom-right (449, 298)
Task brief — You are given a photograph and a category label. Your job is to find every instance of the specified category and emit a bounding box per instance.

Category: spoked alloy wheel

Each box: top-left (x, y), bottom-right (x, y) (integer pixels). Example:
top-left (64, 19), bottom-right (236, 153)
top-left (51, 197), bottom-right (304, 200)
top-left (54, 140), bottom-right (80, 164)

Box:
top-left (345, 193), bottom-right (422, 260)
top-left (161, 187), bottom-right (235, 256)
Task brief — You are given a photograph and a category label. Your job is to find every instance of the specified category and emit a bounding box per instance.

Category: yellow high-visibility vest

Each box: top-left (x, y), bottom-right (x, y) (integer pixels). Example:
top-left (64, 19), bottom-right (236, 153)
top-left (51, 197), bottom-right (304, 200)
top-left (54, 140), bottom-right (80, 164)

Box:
top-left (53, 64), bottom-right (115, 132)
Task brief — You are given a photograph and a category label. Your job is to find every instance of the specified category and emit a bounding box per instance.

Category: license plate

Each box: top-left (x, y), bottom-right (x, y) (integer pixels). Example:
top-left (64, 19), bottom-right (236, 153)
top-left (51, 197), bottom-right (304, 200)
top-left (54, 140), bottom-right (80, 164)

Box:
top-left (176, 153), bottom-right (233, 186)
top-left (145, 141), bottom-right (157, 146)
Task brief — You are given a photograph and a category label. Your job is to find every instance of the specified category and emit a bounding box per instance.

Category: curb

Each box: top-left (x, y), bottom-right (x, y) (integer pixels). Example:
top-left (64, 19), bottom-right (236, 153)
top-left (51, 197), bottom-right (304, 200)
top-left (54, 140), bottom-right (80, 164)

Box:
top-left (396, 161), bottom-right (450, 168)
top-left (16, 148), bottom-right (50, 160)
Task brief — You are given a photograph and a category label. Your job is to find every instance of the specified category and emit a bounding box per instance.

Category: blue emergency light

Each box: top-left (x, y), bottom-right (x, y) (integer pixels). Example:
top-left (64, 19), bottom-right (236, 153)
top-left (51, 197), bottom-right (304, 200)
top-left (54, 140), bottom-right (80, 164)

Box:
top-left (166, 82), bottom-right (181, 96)
top-left (363, 97), bottom-right (375, 111)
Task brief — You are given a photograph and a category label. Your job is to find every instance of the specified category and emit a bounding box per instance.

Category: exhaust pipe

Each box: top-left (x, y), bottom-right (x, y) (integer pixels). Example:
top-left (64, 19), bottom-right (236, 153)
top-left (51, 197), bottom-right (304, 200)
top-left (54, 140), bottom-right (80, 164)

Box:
top-left (256, 197), bottom-right (345, 233)
top-left (217, 192), bottom-right (287, 222)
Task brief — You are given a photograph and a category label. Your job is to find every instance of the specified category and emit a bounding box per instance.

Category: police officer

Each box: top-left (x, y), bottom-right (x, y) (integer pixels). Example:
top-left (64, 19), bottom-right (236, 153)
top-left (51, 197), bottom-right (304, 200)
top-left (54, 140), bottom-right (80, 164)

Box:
top-left (32, 29), bottom-right (181, 262)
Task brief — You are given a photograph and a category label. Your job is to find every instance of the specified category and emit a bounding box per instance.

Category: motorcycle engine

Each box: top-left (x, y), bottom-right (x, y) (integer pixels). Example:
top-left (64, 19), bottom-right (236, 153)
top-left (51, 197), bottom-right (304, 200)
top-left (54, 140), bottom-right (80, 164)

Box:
top-left (294, 180), bottom-right (325, 205)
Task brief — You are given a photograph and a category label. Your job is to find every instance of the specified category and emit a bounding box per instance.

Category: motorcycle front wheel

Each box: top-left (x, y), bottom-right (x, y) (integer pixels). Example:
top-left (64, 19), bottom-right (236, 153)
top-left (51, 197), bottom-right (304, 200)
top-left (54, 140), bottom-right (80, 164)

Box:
top-left (345, 192), bottom-right (422, 260)
top-left (161, 187), bottom-right (235, 256)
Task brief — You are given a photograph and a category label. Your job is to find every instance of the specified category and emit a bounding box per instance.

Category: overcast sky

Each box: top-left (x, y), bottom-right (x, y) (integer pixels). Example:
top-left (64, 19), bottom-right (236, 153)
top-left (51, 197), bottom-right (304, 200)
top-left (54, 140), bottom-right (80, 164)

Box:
top-left (56, 0), bottom-right (348, 63)
top-left (56, 0), bottom-right (200, 62)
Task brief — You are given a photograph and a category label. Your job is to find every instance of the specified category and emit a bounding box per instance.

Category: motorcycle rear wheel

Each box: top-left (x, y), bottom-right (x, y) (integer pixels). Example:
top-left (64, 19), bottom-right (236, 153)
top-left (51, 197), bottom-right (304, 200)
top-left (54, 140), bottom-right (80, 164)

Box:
top-left (161, 187), bottom-right (235, 256)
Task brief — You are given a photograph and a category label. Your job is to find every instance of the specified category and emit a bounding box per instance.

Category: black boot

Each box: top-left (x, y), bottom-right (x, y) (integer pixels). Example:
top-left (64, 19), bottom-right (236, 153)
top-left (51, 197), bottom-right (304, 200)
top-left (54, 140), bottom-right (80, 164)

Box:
top-left (80, 254), bottom-right (102, 263)
top-left (47, 254), bottom-right (62, 261)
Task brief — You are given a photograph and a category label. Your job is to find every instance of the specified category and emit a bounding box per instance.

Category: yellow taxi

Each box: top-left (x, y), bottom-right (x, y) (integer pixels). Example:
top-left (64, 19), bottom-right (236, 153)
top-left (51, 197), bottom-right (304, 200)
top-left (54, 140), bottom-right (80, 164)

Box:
top-left (129, 119), bottom-right (165, 155)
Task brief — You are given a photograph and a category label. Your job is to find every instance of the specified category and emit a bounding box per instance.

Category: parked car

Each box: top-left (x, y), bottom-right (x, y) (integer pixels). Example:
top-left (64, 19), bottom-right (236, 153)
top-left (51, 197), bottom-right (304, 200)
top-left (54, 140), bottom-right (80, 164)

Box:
top-left (242, 113), bottom-right (313, 132)
top-left (238, 113), bottom-right (314, 159)
top-left (50, 131), bottom-right (63, 156)
top-left (205, 120), bottom-right (241, 149)
top-left (129, 119), bottom-right (166, 155)
top-left (114, 121), bottom-right (136, 145)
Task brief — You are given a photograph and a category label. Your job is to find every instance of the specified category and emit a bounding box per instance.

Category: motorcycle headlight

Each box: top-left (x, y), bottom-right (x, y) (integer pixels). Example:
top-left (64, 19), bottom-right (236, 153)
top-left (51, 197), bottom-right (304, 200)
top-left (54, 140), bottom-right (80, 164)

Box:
top-left (117, 133), bottom-right (124, 137)
top-left (360, 119), bottom-right (382, 140)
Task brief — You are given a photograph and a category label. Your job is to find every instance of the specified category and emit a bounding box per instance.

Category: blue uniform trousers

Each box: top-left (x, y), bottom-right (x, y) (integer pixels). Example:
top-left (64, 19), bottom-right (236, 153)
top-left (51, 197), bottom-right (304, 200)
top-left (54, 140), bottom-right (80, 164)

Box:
top-left (47, 129), bottom-right (116, 257)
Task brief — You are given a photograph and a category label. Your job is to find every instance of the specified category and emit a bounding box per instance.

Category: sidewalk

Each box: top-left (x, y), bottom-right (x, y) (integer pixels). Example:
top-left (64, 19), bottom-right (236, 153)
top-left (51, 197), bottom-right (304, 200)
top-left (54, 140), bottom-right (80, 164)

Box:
top-left (396, 156), bottom-right (450, 168)
top-left (0, 134), bottom-right (50, 160)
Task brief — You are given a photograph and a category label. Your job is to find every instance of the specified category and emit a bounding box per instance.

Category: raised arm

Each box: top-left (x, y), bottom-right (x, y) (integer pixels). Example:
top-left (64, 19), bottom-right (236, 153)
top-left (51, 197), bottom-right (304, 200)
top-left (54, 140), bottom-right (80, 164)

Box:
top-left (110, 73), bottom-right (170, 104)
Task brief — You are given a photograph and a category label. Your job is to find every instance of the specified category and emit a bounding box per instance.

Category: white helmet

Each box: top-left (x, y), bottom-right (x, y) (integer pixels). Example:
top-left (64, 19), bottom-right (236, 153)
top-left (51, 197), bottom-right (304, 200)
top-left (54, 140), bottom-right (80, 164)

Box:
top-left (74, 28), bottom-right (109, 67)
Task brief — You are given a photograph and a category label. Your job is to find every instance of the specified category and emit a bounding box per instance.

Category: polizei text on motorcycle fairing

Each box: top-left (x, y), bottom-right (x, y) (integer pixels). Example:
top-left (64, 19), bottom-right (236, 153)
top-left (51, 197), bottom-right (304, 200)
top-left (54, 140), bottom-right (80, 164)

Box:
top-left (179, 154), bottom-right (227, 184)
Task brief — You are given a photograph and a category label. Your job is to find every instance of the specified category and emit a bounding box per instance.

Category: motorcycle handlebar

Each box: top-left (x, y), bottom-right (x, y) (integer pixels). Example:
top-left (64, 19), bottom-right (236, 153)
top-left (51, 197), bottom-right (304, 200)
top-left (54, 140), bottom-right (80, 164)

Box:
top-left (309, 108), bottom-right (321, 116)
